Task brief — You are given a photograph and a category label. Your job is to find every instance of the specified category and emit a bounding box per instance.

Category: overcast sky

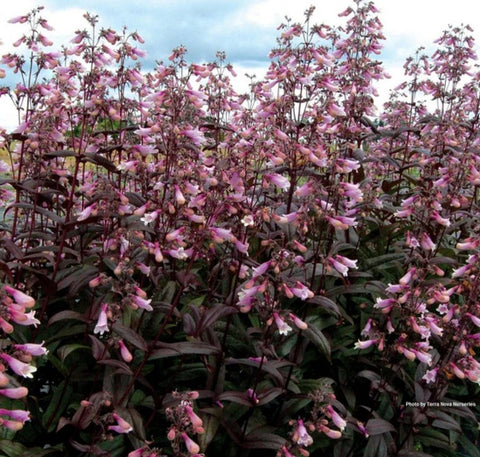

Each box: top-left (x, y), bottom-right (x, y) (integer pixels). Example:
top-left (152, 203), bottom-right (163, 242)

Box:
top-left (1, 0), bottom-right (480, 127)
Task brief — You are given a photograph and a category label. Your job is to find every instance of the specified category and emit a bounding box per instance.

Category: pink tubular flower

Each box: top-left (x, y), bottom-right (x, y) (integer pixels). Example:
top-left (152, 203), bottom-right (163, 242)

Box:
top-left (374, 297), bottom-right (395, 313)
top-left (167, 247), bottom-right (191, 260)
top-left (0, 387), bottom-right (28, 399)
top-left (319, 424), bottom-right (342, 439)
top-left (185, 404), bottom-right (204, 433)
top-left (394, 208), bottom-right (413, 218)
top-left (128, 447), bottom-right (150, 457)
top-left (425, 316), bottom-right (444, 336)
top-left (452, 263), bottom-right (471, 278)
top-left (89, 275), bottom-right (102, 288)
top-left (130, 294), bottom-right (153, 311)
top-left (327, 405), bottom-right (347, 431)
top-left (181, 431), bottom-right (200, 454)
top-left (8, 15), bottom-right (28, 24)
top-left (108, 412), bottom-right (133, 434)
top-left (210, 227), bottom-right (235, 243)
top-left (1, 419), bottom-right (24, 431)
top-left (133, 285), bottom-right (147, 298)
top-left (289, 313), bottom-right (308, 330)
top-left (420, 233), bottom-right (436, 251)
top-left (14, 342), bottom-right (48, 356)
top-left (174, 185), bottom-right (186, 205)
top-left (327, 102), bottom-right (346, 117)
top-left (335, 158), bottom-right (360, 173)
top-left (7, 307), bottom-right (29, 325)
top-left (399, 267), bottom-right (416, 285)
top-left (0, 353), bottom-right (37, 378)
top-left (293, 419), bottom-right (313, 446)
top-left (294, 181), bottom-right (313, 197)
top-left (328, 257), bottom-right (349, 276)
top-left (340, 182), bottom-right (363, 203)
top-left (118, 340), bottom-right (133, 363)
top-left (76, 203), bottom-right (98, 221)
top-left (422, 367), bottom-right (438, 384)
top-left (398, 346), bottom-right (416, 361)
top-left (252, 260), bottom-right (271, 277)
top-left (0, 372), bottom-right (9, 387)
top-left (182, 127), bottom-right (205, 146)
top-left (148, 243), bottom-right (163, 263)
top-left (361, 318), bottom-right (373, 336)
top-left (431, 211), bottom-right (450, 227)
top-left (0, 317), bottom-right (14, 334)
top-left (140, 210), bottom-right (158, 225)
top-left (456, 239), bottom-right (478, 250)
top-left (234, 239), bottom-right (249, 254)
top-left (167, 427), bottom-right (177, 440)
top-left (466, 313), bottom-right (480, 327)
top-left (450, 363), bottom-right (465, 379)
top-left (0, 408), bottom-right (30, 423)
top-left (411, 348), bottom-right (432, 365)
top-left (354, 339), bottom-right (377, 350)
top-left (274, 128), bottom-right (289, 141)
top-left (266, 173), bottom-right (290, 190)
top-left (290, 282), bottom-right (314, 300)
top-left (335, 254), bottom-right (358, 270)
top-left (273, 312), bottom-right (292, 336)
top-left (94, 303), bottom-right (109, 335)
top-left (326, 215), bottom-right (357, 230)
top-left (281, 445), bottom-right (295, 457)
top-left (3, 285), bottom-right (35, 308)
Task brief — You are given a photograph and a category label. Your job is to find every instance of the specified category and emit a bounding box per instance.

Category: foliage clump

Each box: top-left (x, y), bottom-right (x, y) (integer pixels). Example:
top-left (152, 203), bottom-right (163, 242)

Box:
top-left (0, 2), bottom-right (479, 456)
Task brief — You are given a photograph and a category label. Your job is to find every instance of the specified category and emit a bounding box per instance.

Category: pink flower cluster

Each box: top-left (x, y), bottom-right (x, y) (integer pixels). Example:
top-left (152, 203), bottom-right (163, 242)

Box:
top-left (0, 284), bottom-right (46, 431)
top-left (163, 391), bottom-right (204, 456)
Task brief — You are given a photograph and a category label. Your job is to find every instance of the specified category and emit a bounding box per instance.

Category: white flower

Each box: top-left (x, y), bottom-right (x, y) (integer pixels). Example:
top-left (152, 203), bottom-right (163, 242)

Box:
top-left (0, 353), bottom-right (37, 378)
top-left (140, 211), bottom-right (158, 225)
top-left (241, 215), bottom-right (254, 227)
top-left (94, 303), bottom-right (109, 335)
top-left (273, 312), bottom-right (292, 336)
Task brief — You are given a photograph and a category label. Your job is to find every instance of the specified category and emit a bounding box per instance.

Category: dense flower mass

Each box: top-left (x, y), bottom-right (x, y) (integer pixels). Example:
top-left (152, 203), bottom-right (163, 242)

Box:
top-left (0, 285), bottom-right (41, 431)
top-left (0, 1), bottom-right (479, 456)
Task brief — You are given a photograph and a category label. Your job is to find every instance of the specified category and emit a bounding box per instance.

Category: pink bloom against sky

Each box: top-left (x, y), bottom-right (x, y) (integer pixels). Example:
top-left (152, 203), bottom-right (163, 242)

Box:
top-left (1, 0), bottom-right (480, 128)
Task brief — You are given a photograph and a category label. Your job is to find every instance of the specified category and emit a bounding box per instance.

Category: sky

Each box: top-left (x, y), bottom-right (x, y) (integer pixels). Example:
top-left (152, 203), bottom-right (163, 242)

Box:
top-left (1, 0), bottom-right (480, 128)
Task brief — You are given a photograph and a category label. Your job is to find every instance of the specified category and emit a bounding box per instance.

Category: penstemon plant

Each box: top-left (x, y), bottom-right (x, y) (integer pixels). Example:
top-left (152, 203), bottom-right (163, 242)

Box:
top-left (0, 1), bottom-right (478, 456)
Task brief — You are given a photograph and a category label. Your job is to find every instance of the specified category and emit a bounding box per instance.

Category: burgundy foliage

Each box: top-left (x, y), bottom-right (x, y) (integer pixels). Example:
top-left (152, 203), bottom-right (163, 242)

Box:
top-left (0, 2), bottom-right (479, 456)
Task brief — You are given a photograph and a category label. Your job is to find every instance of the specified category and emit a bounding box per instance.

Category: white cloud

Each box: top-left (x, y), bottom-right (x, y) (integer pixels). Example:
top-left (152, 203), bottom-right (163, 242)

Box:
top-left (239, 0), bottom-right (350, 28)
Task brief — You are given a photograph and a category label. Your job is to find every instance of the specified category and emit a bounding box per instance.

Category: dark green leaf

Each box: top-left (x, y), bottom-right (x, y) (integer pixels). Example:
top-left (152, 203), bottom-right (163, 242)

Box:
top-left (112, 321), bottom-right (148, 351)
top-left (366, 418), bottom-right (396, 436)
top-left (457, 434), bottom-right (480, 457)
top-left (242, 431), bottom-right (287, 449)
top-left (218, 391), bottom-right (252, 407)
top-left (82, 152), bottom-right (118, 173)
top-left (398, 450), bottom-right (433, 457)
top-left (256, 387), bottom-right (284, 406)
top-left (42, 380), bottom-right (74, 433)
top-left (225, 358), bottom-right (291, 385)
top-left (57, 343), bottom-right (90, 362)
top-left (56, 265), bottom-right (98, 295)
top-left (307, 295), bottom-right (341, 316)
top-left (197, 304), bottom-right (238, 333)
top-left (97, 359), bottom-right (133, 375)
top-left (6, 202), bottom-right (64, 224)
top-left (0, 440), bottom-right (25, 457)
top-left (149, 341), bottom-right (220, 359)
top-left (416, 428), bottom-right (452, 450)
top-left (43, 149), bottom-right (77, 158)
top-left (48, 310), bottom-right (90, 325)
top-left (357, 370), bottom-right (382, 382)
top-left (303, 325), bottom-right (331, 361)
